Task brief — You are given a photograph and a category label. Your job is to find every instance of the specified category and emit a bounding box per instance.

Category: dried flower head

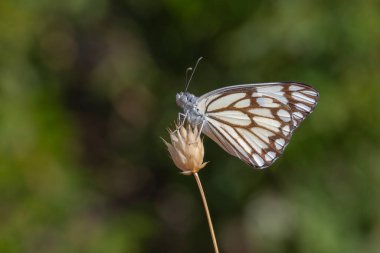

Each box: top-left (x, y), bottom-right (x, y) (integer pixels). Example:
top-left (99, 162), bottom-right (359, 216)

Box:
top-left (162, 124), bottom-right (208, 175)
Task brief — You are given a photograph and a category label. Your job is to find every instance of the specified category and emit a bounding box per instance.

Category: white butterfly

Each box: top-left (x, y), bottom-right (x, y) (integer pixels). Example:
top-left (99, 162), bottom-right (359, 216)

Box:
top-left (176, 82), bottom-right (319, 169)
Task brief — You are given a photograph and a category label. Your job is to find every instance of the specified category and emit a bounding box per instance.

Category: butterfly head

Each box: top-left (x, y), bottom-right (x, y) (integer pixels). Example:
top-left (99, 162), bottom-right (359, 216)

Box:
top-left (176, 92), bottom-right (198, 110)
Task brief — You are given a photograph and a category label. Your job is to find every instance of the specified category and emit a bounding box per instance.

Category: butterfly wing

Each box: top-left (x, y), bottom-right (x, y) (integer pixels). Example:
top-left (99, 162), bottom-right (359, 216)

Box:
top-left (196, 82), bottom-right (319, 168)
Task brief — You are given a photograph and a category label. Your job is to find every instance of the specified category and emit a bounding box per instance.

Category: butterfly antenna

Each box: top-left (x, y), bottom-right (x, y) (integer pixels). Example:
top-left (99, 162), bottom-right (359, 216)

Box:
top-left (185, 57), bottom-right (203, 92)
top-left (185, 67), bottom-right (193, 88)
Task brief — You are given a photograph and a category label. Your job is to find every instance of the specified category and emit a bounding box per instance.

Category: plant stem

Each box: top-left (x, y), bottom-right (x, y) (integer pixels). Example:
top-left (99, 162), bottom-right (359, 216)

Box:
top-left (194, 172), bottom-right (219, 253)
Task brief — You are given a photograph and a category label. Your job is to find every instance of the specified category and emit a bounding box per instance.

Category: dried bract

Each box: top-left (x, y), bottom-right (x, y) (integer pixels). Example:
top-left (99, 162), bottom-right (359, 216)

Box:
top-left (162, 124), bottom-right (207, 175)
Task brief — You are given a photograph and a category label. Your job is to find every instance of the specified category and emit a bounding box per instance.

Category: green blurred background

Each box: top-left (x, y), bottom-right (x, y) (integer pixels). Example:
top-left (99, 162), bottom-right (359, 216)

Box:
top-left (1, 0), bottom-right (380, 252)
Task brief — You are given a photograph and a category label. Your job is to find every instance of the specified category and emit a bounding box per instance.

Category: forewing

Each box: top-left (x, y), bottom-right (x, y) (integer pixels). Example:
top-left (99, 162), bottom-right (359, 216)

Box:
top-left (197, 82), bottom-right (319, 168)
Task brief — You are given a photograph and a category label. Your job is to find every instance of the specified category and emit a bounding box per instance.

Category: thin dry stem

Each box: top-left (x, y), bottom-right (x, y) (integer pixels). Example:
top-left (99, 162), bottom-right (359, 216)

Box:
top-left (194, 172), bottom-right (219, 253)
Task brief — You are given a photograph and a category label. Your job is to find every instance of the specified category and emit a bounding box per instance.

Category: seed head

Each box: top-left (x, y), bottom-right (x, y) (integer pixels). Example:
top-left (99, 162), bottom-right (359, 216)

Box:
top-left (162, 124), bottom-right (208, 175)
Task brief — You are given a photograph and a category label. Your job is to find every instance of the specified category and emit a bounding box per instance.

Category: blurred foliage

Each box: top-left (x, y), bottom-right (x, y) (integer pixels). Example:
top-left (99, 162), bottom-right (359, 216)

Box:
top-left (1, 0), bottom-right (380, 252)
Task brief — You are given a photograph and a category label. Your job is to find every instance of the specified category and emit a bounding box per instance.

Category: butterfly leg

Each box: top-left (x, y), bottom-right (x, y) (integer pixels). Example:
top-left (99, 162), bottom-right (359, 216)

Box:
top-left (197, 120), bottom-right (205, 138)
top-left (177, 112), bottom-right (188, 126)
top-left (171, 112), bottom-right (188, 136)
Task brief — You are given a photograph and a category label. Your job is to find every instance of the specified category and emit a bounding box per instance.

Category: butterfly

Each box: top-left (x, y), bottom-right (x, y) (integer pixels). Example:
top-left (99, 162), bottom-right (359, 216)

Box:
top-left (176, 82), bottom-right (319, 169)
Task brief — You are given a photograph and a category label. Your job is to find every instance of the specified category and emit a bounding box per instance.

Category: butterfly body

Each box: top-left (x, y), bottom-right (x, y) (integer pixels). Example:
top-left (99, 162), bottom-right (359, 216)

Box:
top-left (176, 82), bottom-right (319, 169)
top-left (176, 92), bottom-right (205, 125)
